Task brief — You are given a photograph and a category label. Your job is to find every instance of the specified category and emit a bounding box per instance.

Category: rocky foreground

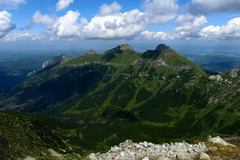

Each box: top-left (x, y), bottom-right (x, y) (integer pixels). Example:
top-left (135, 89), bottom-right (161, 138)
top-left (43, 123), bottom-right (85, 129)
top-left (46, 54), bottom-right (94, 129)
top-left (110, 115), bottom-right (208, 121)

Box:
top-left (86, 136), bottom-right (240, 160)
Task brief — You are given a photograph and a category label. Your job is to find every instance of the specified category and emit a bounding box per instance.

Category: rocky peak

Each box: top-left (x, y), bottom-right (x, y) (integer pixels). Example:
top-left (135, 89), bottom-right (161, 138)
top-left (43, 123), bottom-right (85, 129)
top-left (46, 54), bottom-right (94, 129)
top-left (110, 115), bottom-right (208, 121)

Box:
top-left (155, 44), bottom-right (172, 52)
top-left (82, 50), bottom-right (97, 56)
top-left (42, 54), bottom-right (69, 69)
top-left (113, 43), bottom-right (134, 52)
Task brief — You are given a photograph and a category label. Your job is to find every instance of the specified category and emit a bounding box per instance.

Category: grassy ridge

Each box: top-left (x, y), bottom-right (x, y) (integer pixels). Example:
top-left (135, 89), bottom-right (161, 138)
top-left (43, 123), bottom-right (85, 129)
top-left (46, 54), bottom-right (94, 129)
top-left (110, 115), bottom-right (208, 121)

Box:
top-left (0, 111), bottom-right (67, 159)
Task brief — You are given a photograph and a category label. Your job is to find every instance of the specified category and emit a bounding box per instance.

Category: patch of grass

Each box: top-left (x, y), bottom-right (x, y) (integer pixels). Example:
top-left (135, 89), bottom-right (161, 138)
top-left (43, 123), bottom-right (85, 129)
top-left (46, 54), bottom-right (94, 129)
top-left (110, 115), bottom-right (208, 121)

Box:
top-left (206, 142), bottom-right (240, 159)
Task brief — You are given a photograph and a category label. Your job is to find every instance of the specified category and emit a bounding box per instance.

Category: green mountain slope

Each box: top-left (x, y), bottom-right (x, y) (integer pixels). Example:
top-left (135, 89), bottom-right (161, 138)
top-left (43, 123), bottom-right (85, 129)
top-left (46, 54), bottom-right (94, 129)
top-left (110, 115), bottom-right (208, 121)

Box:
top-left (0, 111), bottom-right (82, 159)
top-left (101, 43), bottom-right (140, 64)
top-left (0, 44), bottom-right (240, 157)
top-left (140, 44), bottom-right (206, 75)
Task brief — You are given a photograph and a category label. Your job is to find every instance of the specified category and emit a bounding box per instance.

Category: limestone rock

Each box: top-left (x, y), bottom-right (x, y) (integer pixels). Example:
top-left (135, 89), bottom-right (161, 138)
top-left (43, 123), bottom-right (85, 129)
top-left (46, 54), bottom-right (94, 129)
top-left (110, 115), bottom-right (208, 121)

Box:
top-left (229, 67), bottom-right (240, 78)
top-left (208, 136), bottom-right (236, 147)
top-left (87, 139), bottom-right (207, 160)
top-left (112, 43), bottom-right (135, 52)
top-left (199, 152), bottom-right (210, 160)
top-left (209, 75), bottom-right (223, 82)
top-left (82, 50), bottom-right (96, 56)
top-left (42, 54), bottom-right (69, 69)
top-left (82, 136), bottom-right (240, 160)
top-left (119, 43), bottom-right (134, 51)
top-left (155, 44), bottom-right (172, 52)
top-left (133, 58), bottom-right (150, 65)
top-left (88, 153), bottom-right (96, 159)
top-left (171, 65), bottom-right (191, 71)
top-left (153, 58), bottom-right (168, 67)
top-left (27, 70), bottom-right (37, 77)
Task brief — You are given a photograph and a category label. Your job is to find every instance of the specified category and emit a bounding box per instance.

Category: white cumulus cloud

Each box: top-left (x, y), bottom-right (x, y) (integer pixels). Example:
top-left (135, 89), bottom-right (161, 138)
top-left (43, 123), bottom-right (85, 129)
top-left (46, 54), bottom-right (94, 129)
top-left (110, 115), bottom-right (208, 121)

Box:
top-left (140, 31), bottom-right (174, 40)
top-left (174, 14), bottom-right (207, 39)
top-left (0, 0), bottom-right (26, 9)
top-left (21, 11), bottom-right (56, 30)
top-left (51, 10), bottom-right (82, 37)
top-left (25, 1), bottom-right (179, 40)
top-left (32, 11), bottom-right (56, 27)
top-left (34, 2), bottom-right (146, 40)
top-left (56, 0), bottom-right (74, 11)
top-left (0, 11), bottom-right (16, 38)
top-left (17, 1), bottom-right (219, 41)
top-left (99, 2), bottom-right (122, 16)
top-left (142, 0), bottom-right (178, 24)
top-left (84, 8), bottom-right (145, 39)
top-left (200, 17), bottom-right (240, 40)
top-left (2, 33), bottom-right (48, 42)
top-left (190, 0), bottom-right (240, 15)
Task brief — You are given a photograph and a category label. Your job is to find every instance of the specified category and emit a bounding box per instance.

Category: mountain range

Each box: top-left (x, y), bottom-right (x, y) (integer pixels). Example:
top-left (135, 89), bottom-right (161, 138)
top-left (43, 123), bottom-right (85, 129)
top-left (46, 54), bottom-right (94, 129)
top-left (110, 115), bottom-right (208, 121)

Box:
top-left (0, 43), bottom-right (240, 159)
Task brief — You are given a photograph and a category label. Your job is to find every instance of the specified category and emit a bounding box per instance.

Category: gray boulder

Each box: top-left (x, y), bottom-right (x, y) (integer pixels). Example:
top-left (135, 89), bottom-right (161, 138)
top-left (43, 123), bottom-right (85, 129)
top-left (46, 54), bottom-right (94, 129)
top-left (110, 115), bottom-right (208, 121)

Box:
top-left (229, 67), bottom-right (240, 78)
top-left (200, 152), bottom-right (210, 160)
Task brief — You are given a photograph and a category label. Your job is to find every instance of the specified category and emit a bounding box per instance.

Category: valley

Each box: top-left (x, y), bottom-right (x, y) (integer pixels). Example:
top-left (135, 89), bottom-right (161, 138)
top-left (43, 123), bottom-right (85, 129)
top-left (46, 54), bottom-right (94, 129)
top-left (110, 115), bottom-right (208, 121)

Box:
top-left (0, 44), bottom-right (240, 159)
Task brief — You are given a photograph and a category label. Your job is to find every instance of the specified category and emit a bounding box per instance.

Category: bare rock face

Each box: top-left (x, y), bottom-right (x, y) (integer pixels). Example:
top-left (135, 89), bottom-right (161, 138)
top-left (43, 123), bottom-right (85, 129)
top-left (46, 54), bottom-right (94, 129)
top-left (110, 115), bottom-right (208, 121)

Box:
top-left (133, 58), bottom-right (150, 65)
top-left (87, 136), bottom-right (237, 160)
top-left (200, 152), bottom-right (211, 160)
top-left (209, 75), bottom-right (223, 82)
top-left (27, 70), bottom-right (37, 77)
top-left (42, 54), bottom-right (69, 69)
top-left (112, 43), bottom-right (135, 52)
top-left (119, 43), bottom-right (134, 51)
top-left (229, 67), bottom-right (240, 78)
top-left (82, 50), bottom-right (97, 56)
top-left (155, 44), bottom-right (172, 52)
top-left (133, 58), bottom-right (191, 71)
top-left (208, 136), bottom-right (236, 147)
top-left (171, 65), bottom-right (191, 71)
top-left (133, 58), bottom-right (168, 67)
top-left (153, 58), bottom-right (168, 67)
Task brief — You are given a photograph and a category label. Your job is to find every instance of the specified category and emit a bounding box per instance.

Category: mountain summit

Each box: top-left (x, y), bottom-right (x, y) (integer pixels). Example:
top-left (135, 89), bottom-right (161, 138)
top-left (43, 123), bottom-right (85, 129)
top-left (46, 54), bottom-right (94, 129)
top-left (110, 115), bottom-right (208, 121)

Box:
top-left (113, 43), bottom-right (135, 52)
top-left (101, 43), bottom-right (138, 63)
top-left (155, 44), bottom-right (172, 52)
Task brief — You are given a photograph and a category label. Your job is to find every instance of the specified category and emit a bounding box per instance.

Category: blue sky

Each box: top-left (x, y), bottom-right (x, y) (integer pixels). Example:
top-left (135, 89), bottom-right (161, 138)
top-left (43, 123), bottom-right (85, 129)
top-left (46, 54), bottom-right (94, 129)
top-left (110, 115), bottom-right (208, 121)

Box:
top-left (0, 0), bottom-right (240, 51)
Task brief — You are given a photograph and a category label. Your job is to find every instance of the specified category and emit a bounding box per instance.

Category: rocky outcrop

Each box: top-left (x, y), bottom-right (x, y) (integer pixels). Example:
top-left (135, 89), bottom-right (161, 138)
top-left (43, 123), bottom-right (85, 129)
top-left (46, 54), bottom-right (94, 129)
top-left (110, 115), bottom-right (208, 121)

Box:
top-left (112, 43), bottom-right (135, 52)
top-left (42, 54), bottom-right (69, 69)
top-left (199, 152), bottom-right (210, 160)
top-left (132, 58), bottom-right (150, 65)
top-left (155, 44), bottom-right (172, 52)
top-left (27, 70), bottom-right (37, 77)
top-left (87, 136), bottom-right (237, 160)
top-left (87, 139), bottom-right (206, 160)
top-left (133, 58), bottom-right (168, 67)
top-left (133, 58), bottom-right (190, 71)
top-left (72, 61), bottom-right (124, 67)
top-left (229, 67), bottom-right (240, 78)
top-left (209, 75), bottom-right (223, 82)
top-left (118, 43), bottom-right (134, 51)
top-left (208, 136), bottom-right (235, 147)
top-left (155, 44), bottom-right (182, 56)
top-left (152, 58), bottom-right (168, 67)
top-left (170, 65), bottom-right (191, 71)
top-left (82, 50), bottom-right (97, 56)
